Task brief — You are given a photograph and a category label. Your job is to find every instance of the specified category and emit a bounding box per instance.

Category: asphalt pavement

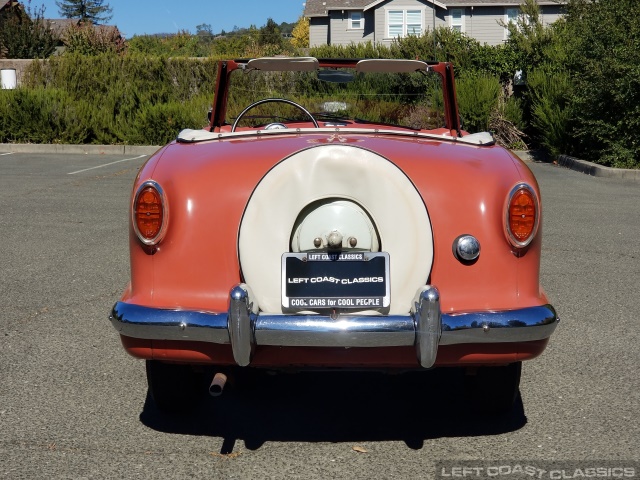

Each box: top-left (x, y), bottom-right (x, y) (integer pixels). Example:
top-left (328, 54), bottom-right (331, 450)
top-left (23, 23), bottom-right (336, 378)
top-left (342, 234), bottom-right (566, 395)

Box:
top-left (0, 150), bottom-right (639, 479)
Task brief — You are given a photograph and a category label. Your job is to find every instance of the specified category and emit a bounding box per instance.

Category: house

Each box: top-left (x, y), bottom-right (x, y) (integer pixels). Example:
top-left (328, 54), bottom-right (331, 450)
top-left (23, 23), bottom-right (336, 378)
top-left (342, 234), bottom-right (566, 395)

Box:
top-left (0, 0), bottom-right (28, 23)
top-left (46, 18), bottom-right (121, 40)
top-left (0, 0), bottom-right (30, 59)
top-left (304, 0), bottom-right (565, 47)
top-left (45, 18), bottom-right (123, 54)
top-left (45, 18), bottom-right (80, 38)
top-left (1, 2), bottom-right (122, 51)
top-left (0, 0), bottom-right (20, 14)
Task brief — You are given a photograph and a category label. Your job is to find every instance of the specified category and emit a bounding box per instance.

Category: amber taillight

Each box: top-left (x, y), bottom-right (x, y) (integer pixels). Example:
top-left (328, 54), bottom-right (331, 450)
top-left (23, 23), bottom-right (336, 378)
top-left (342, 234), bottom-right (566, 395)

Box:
top-left (505, 184), bottom-right (539, 248)
top-left (133, 181), bottom-right (167, 245)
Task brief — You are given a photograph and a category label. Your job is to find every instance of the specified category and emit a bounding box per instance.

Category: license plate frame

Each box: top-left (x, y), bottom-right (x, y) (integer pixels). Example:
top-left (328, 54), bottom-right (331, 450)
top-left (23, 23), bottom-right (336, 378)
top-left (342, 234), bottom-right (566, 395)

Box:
top-left (281, 252), bottom-right (390, 311)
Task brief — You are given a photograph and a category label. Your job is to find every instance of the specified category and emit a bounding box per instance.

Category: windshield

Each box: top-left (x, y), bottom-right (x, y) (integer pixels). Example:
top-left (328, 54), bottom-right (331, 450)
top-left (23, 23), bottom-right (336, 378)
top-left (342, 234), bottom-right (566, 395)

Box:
top-left (225, 67), bottom-right (446, 131)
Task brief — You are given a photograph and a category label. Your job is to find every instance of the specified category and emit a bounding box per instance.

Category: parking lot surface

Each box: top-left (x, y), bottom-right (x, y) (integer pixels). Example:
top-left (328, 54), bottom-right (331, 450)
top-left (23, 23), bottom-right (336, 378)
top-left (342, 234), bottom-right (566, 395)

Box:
top-left (1, 151), bottom-right (639, 478)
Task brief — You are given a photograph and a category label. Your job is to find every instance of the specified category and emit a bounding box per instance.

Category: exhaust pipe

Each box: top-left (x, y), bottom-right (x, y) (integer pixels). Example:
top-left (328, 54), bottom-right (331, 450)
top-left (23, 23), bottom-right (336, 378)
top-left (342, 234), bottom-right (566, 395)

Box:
top-left (209, 372), bottom-right (228, 397)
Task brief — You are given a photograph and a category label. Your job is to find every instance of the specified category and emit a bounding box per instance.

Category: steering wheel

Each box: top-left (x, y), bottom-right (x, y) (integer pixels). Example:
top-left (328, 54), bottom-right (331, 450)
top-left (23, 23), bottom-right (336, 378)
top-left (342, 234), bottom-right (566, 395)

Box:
top-left (231, 98), bottom-right (319, 132)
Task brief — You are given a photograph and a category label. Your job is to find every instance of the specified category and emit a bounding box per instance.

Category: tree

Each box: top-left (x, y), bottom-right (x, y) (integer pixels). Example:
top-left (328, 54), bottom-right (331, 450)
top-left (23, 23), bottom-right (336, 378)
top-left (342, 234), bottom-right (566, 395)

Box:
top-left (195, 23), bottom-right (213, 48)
top-left (56, 0), bottom-right (113, 25)
top-left (258, 18), bottom-right (283, 47)
top-left (502, 0), bottom-right (561, 75)
top-left (500, 0), bottom-right (571, 157)
top-left (0, 1), bottom-right (57, 59)
top-left (562, 0), bottom-right (640, 167)
top-left (196, 23), bottom-right (213, 37)
top-left (291, 16), bottom-right (309, 49)
top-left (127, 31), bottom-right (208, 57)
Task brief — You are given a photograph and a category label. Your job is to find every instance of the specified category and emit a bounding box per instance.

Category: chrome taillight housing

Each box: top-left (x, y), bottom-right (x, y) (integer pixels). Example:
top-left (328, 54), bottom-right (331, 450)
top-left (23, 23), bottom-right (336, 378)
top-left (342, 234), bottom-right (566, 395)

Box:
top-left (504, 183), bottom-right (539, 249)
top-left (132, 180), bottom-right (168, 246)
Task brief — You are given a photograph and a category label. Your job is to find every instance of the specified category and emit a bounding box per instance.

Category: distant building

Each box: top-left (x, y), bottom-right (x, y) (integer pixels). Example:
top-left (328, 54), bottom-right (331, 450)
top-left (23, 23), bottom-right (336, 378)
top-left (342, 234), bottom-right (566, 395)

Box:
top-left (45, 18), bottom-right (120, 38)
top-left (45, 18), bottom-right (80, 38)
top-left (44, 18), bottom-right (123, 53)
top-left (1, 1), bottom-right (122, 53)
top-left (0, 0), bottom-right (21, 14)
top-left (303, 0), bottom-right (565, 47)
top-left (0, 0), bottom-right (28, 23)
top-left (0, 1), bottom-right (30, 58)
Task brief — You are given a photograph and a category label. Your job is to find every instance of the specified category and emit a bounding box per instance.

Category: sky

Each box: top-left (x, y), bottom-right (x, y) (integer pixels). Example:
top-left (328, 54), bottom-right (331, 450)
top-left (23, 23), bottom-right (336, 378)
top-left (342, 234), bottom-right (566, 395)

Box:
top-left (33, 1), bottom-right (306, 38)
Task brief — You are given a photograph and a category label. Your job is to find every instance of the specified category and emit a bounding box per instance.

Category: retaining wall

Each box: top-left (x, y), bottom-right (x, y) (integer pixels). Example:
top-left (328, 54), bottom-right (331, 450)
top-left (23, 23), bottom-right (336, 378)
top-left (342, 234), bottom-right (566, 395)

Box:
top-left (0, 59), bottom-right (37, 87)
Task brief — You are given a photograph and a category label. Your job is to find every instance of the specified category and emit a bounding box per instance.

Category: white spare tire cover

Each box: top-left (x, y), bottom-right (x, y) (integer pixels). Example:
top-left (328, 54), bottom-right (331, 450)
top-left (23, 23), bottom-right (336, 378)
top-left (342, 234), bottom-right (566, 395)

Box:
top-left (238, 144), bottom-right (433, 315)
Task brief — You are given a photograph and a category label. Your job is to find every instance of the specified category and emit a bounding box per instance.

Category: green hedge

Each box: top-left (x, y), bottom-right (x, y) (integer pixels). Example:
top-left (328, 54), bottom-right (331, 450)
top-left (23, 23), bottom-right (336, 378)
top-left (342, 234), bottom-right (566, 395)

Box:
top-left (0, 88), bottom-right (89, 143)
top-left (1, 48), bottom-right (514, 145)
top-left (0, 29), bottom-right (570, 160)
top-left (0, 33), bottom-right (521, 147)
top-left (0, 54), bottom-right (216, 145)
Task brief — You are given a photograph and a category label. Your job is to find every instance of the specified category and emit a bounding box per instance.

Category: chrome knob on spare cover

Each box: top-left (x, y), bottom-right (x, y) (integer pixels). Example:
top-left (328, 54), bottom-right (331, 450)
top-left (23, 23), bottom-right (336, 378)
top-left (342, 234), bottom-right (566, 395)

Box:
top-left (327, 230), bottom-right (343, 249)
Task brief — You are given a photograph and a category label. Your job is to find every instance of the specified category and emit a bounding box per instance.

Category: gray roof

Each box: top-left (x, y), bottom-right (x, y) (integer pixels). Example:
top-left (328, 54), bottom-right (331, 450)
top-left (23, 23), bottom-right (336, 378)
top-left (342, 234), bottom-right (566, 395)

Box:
top-left (46, 18), bottom-right (79, 36)
top-left (304, 0), bottom-right (564, 17)
top-left (45, 18), bottom-right (121, 39)
top-left (304, 0), bottom-right (374, 17)
top-left (444, 0), bottom-right (562, 5)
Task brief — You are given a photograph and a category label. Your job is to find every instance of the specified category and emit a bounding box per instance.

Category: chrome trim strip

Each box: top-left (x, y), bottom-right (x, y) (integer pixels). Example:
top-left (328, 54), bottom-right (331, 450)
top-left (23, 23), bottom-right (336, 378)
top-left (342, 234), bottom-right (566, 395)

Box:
top-left (176, 127), bottom-right (494, 146)
top-left (109, 287), bottom-right (558, 367)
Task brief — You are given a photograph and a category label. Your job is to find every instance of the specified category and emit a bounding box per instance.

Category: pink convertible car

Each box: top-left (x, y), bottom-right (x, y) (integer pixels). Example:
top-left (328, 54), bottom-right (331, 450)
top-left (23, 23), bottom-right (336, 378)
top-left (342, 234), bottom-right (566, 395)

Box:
top-left (110, 57), bottom-right (558, 414)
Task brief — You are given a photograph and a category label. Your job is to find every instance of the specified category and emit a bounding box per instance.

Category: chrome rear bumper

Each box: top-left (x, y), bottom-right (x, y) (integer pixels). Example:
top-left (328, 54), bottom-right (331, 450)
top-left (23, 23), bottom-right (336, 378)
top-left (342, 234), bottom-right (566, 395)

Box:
top-left (109, 284), bottom-right (558, 369)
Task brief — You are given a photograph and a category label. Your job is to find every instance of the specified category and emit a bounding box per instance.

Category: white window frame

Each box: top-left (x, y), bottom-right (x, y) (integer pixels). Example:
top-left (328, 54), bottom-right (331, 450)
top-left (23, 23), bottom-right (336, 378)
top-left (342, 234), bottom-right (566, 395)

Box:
top-left (505, 7), bottom-right (521, 39)
top-left (349, 11), bottom-right (364, 30)
top-left (450, 8), bottom-right (465, 33)
top-left (386, 8), bottom-right (424, 39)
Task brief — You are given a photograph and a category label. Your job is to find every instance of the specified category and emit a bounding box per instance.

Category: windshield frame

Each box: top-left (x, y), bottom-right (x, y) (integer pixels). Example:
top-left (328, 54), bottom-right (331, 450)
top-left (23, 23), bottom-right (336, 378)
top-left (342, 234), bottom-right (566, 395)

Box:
top-left (209, 57), bottom-right (462, 137)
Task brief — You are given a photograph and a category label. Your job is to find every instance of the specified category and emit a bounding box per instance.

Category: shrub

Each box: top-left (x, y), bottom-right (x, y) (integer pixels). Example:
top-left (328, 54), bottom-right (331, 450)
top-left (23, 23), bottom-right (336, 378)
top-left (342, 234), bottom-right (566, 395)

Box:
top-left (309, 41), bottom-right (392, 59)
top-left (0, 88), bottom-right (93, 143)
top-left (489, 94), bottom-right (527, 150)
top-left (61, 22), bottom-right (127, 56)
top-left (130, 94), bottom-right (212, 145)
top-left (14, 54), bottom-right (218, 145)
top-left (389, 27), bottom-right (477, 65)
top-left (526, 68), bottom-right (571, 157)
top-left (127, 31), bottom-right (207, 57)
top-left (469, 43), bottom-right (520, 84)
top-left (455, 73), bottom-right (501, 133)
top-left (502, 96), bottom-right (526, 132)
